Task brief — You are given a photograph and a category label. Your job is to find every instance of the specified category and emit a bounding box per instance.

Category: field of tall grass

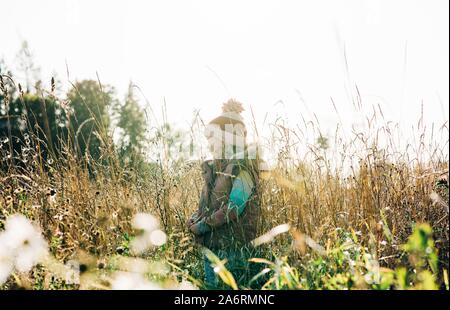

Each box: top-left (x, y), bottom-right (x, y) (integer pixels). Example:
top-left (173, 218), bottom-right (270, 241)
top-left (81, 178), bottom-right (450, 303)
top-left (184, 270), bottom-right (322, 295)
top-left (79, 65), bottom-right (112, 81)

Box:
top-left (0, 75), bottom-right (448, 290)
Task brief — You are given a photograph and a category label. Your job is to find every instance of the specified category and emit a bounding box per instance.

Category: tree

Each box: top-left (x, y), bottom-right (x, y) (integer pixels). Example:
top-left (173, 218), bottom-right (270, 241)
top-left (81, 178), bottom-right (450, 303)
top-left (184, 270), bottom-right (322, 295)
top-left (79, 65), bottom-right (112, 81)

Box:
top-left (66, 80), bottom-right (117, 162)
top-left (0, 89), bottom-right (68, 171)
top-left (115, 82), bottom-right (147, 166)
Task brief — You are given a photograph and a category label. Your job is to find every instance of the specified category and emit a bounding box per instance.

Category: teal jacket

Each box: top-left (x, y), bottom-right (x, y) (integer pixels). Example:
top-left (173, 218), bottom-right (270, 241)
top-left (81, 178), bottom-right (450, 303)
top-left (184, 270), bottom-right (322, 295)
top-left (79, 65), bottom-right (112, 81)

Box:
top-left (195, 169), bottom-right (254, 234)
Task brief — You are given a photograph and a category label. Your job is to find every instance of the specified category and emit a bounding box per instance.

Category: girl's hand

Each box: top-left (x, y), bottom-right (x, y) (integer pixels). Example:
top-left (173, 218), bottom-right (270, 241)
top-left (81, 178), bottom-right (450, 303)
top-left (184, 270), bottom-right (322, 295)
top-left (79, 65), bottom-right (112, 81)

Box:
top-left (186, 212), bottom-right (199, 228)
top-left (189, 219), bottom-right (211, 235)
top-left (189, 222), bottom-right (202, 235)
top-left (186, 216), bottom-right (196, 228)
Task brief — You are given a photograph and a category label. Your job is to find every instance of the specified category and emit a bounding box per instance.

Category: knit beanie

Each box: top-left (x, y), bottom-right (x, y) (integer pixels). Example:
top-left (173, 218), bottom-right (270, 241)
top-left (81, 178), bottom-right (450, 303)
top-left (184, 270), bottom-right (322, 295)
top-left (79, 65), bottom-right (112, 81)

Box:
top-left (208, 99), bottom-right (246, 134)
top-left (206, 99), bottom-right (247, 159)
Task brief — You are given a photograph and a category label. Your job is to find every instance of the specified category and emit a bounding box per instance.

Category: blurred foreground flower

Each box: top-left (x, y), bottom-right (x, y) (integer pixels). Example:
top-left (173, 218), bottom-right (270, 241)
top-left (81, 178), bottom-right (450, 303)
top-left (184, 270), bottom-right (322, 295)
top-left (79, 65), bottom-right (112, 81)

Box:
top-left (0, 244), bottom-right (14, 284)
top-left (0, 214), bottom-right (48, 284)
top-left (251, 224), bottom-right (290, 247)
top-left (177, 279), bottom-right (198, 290)
top-left (111, 272), bottom-right (162, 290)
top-left (130, 213), bottom-right (167, 254)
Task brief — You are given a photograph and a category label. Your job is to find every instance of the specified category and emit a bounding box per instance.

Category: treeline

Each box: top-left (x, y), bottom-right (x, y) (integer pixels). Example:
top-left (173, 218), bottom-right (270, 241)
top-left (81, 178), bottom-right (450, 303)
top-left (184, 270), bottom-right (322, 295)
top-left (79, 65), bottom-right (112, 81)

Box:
top-left (0, 41), bottom-right (148, 172)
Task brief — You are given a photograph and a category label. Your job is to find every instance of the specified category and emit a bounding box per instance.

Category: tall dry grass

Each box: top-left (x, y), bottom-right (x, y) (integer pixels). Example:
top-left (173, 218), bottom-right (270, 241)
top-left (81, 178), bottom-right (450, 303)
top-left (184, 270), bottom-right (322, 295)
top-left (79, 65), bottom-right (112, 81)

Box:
top-left (0, 75), bottom-right (448, 289)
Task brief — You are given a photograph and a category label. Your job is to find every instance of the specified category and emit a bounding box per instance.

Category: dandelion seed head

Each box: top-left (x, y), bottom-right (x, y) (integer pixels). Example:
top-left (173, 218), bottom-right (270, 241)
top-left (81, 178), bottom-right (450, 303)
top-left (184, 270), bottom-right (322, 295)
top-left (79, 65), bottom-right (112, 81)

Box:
top-left (130, 235), bottom-right (152, 255)
top-left (149, 230), bottom-right (167, 246)
top-left (132, 213), bottom-right (158, 232)
top-left (0, 214), bottom-right (48, 278)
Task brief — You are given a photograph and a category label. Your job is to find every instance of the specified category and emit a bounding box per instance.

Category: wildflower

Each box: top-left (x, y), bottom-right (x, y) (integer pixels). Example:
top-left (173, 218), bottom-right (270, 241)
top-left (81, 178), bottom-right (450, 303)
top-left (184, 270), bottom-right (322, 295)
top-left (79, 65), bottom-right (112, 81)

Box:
top-left (132, 213), bottom-right (158, 232)
top-left (130, 213), bottom-right (166, 254)
top-left (111, 272), bottom-right (161, 290)
top-left (0, 243), bottom-right (13, 285)
top-left (46, 188), bottom-right (57, 197)
top-left (5, 196), bottom-right (13, 206)
top-left (46, 188), bottom-right (57, 204)
top-left (64, 260), bottom-right (80, 285)
top-left (177, 280), bottom-right (198, 290)
top-left (149, 229), bottom-right (167, 246)
top-left (0, 215), bottom-right (48, 283)
top-left (13, 187), bottom-right (24, 195)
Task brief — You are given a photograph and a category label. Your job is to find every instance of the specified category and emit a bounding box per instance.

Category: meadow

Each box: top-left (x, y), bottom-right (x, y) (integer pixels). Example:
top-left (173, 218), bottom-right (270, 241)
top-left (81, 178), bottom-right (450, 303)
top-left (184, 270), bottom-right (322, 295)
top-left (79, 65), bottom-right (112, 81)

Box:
top-left (0, 74), bottom-right (448, 290)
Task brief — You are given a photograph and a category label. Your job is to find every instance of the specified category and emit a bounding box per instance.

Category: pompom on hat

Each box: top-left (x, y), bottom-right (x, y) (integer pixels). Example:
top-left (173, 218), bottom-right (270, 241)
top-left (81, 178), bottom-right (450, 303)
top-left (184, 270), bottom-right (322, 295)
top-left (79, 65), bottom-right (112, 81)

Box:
top-left (208, 99), bottom-right (246, 135)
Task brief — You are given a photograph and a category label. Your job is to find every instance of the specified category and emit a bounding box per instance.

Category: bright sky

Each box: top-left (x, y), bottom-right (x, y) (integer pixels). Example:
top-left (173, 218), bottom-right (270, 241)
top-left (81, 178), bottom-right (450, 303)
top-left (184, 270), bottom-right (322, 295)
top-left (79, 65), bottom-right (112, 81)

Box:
top-left (1, 0), bottom-right (449, 153)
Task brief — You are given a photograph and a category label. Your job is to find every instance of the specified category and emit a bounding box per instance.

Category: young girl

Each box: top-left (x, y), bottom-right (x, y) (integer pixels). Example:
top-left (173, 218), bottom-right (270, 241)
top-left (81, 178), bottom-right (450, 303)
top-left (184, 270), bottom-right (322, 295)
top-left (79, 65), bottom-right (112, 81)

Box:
top-left (187, 99), bottom-right (262, 288)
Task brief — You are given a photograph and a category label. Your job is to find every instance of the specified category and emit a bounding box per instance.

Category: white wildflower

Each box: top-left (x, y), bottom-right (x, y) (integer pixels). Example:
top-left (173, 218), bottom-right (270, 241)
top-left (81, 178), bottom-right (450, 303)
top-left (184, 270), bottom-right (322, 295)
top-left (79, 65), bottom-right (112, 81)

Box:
top-left (0, 241), bottom-right (14, 285)
top-left (130, 235), bottom-right (152, 255)
top-left (130, 213), bottom-right (167, 254)
top-left (0, 214), bottom-right (48, 277)
top-left (149, 230), bottom-right (167, 246)
top-left (132, 213), bottom-right (158, 232)
top-left (177, 280), bottom-right (198, 290)
top-left (111, 272), bottom-right (161, 290)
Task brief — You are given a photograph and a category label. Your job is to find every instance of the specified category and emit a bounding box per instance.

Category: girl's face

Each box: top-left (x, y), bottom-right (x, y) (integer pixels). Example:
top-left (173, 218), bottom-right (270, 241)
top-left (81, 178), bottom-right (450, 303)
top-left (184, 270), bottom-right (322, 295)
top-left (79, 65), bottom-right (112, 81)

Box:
top-left (204, 123), bottom-right (247, 159)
